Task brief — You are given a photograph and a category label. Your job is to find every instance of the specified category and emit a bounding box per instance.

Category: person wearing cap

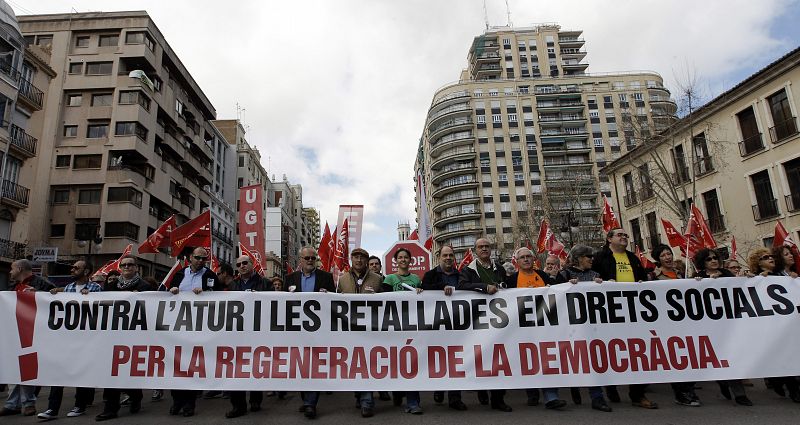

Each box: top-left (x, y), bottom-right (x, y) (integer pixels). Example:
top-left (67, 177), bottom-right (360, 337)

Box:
top-left (337, 247), bottom-right (383, 417)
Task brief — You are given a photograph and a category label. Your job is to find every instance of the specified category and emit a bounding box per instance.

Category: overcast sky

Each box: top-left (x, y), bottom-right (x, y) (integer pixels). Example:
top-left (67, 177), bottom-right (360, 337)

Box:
top-left (11, 0), bottom-right (800, 256)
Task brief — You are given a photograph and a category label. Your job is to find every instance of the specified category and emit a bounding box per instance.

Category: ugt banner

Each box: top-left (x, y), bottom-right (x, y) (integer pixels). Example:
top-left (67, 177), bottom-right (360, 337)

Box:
top-left (238, 184), bottom-right (265, 268)
top-left (2, 277), bottom-right (800, 390)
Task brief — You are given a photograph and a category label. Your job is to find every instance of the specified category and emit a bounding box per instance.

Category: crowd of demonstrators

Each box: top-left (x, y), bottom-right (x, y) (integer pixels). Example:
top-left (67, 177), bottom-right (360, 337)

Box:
top-left (4, 231), bottom-right (800, 421)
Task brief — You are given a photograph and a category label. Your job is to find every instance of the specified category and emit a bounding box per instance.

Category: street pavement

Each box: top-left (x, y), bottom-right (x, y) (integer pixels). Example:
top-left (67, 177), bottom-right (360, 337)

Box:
top-left (1, 382), bottom-right (799, 424)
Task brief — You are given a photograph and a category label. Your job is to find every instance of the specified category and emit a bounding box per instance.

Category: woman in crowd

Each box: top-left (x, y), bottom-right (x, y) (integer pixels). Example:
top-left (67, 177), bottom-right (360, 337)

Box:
top-left (750, 247), bottom-right (800, 402)
top-left (694, 248), bottom-right (752, 406)
top-left (723, 259), bottom-right (744, 276)
top-left (382, 248), bottom-right (423, 414)
top-left (772, 245), bottom-right (799, 277)
top-left (555, 245), bottom-right (612, 413)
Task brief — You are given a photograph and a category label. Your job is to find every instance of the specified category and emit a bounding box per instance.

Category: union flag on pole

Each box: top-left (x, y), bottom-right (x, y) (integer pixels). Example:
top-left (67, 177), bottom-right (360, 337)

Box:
top-left (535, 219), bottom-right (567, 260)
top-left (238, 242), bottom-right (266, 277)
top-left (170, 211), bottom-right (211, 254)
top-left (93, 244), bottom-right (133, 276)
top-left (691, 205), bottom-right (717, 248)
top-left (159, 258), bottom-right (184, 289)
top-left (731, 235), bottom-right (738, 260)
top-left (683, 209), bottom-right (707, 259)
top-left (318, 223), bottom-right (333, 272)
top-left (661, 218), bottom-right (686, 249)
top-left (636, 245), bottom-right (655, 269)
top-left (138, 215), bottom-right (177, 254)
top-left (601, 195), bottom-right (621, 233)
top-left (457, 249), bottom-right (474, 272)
top-left (333, 219), bottom-right (350, 272)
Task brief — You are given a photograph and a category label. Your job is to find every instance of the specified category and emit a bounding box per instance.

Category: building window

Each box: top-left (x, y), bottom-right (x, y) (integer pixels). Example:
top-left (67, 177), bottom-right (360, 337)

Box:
top-left (55, 155), bottom-right (71, 168)
top-left (671, 145), bottom-right (689, 183)
top-left (86, 61), bottom-right (113, 75)
top-left (702, 189), bottom-right (725, 233)
top-left (73, 155), bottom-right (102, 169)
top-left (508, 114), bottom-right (517, 122)
top-left (645, 212), bottom-right (659, 249)
top-left (77, 188), bottom-right (102, 204)
top-left (86, 123), bottom-right (109, 138)
top-left (238, 156), bottom-right (245, 167)
top-left (50, 224), bottom-right (66, 238)
top-left (783, 157), bottom-right (800, 212)
top-left (623, 173), bottom-right (637, 206)
top-left (98, 34), bottom-right (119, 47)
top-left (91, 93), bottom-right (113, 106)
top-left (118, 90), bottom-right (151, 111)
top-left (593, 138), bottom-right (603, 147)
top-left (75, 36), bottom-right (89, 48)
top-left (104, 222), bottom-right (140, 241)
top-left (107, 187), bottom-right (143, 208)
top-left (767, 89), bottom-right (798, 143)
top-left (737, 107), bottom-right (763, 155)
top-left (492, 114), bottom-right (501, 123)
top-left (497, 173), bottom-right (507, 181)
top-left (125, 31), bottom-right (155, 51)
top-left (75, 220), bottom-right (100, 241)
top-left (693, 132), bottom-right (713, 176)
top-left (68, 62), bottom-right (82, 74)
top-left (751, 170), bottom-right (779, 220)
top-left (115, 121), bottom-right (148, 140)
top-left (629, 218), bottom-right (644, 250)
top-left (477, 115), bottom-right (486, 124)
top-left (52, 189), bottom-right (70, 203)
top-left (66, 94), bottom-right (82, 106)
top-left (63, 125), bottom-right (78, 138)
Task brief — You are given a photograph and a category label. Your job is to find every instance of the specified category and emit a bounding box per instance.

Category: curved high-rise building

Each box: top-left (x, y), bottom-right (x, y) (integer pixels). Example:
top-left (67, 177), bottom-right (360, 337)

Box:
top-left (415, 24), bottom-right (677, 259)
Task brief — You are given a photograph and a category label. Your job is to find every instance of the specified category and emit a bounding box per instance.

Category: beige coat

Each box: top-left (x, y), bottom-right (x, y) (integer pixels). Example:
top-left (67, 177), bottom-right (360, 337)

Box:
top-left (337, 269), bottom-right (383, 294)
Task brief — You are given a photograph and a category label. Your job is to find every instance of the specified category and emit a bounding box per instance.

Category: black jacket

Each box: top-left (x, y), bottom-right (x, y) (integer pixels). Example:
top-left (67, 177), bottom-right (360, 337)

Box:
top-left (8, 275), bottom-right (55, 292)
top-left (285, 269), bottom-right (336, 292)
top-left (694, 269), bottom-right (735, 278)
top-left (107, 275), bottom-right (151, 292)
top-left (228, 273), bottom-right (272, 291)
top-left (458, 259), bottom-right (507, 293)
top-left (421, 266), bottom-right (461, 290)
top-left (505, 269), bottom-right (554, 288)
top-left (171, 267), bottom-right (218, 291)
top-left (592, 246), bottom-right (648, 282)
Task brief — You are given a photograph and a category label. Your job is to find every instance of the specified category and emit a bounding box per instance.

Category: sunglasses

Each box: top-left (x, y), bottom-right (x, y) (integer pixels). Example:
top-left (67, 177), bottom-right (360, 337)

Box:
top-left (582, 254), bottom-right (594, 258)
top-left (614, 233), bottom-right (629, 238)
top-left (119, 263), bottom-right (136, 268)
top-left (705, 256), bottom-right (718, 262)
top-left (193, 256), bottom-right (208, 260)
top-left (302, 256), bottom-right (317, 261)
top-left (236, 261), bottom-right (249, 267)
top-left (760, 254), bottom-right (774, 261)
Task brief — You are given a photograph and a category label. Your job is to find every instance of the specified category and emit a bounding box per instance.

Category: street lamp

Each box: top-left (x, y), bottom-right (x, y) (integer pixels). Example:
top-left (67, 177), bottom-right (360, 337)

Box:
top-left (77, 227), bottom-right (103, 268)
top-left (559, 210), bottom-right (580, 249)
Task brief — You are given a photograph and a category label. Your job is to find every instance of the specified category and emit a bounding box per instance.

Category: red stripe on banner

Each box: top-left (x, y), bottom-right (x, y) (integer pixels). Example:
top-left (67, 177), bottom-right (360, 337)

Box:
top-left (15, 291), bottom-right (38, 381)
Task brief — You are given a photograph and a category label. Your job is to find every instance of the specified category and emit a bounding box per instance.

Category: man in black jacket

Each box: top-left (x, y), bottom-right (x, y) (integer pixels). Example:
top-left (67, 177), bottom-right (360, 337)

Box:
top-left (285, 247), bottom-right (335, 419)
top-left (167, 247), bottom-right (218, 417)
top-left (457, 238), bottom-right (512, 412)
top-left (422, 245), bottom-right (466, 411)
top-left (591, 229), bottom-right (656, 410)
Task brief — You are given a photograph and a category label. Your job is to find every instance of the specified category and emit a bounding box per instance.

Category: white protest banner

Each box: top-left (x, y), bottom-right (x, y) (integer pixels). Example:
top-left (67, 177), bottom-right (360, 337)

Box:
top-left (2, 277), bottom-right (800, 391)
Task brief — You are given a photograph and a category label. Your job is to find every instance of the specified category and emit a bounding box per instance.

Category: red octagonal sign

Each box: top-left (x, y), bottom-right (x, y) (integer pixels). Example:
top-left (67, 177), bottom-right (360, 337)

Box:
top-left (382, 240), bottom-right (433, 279)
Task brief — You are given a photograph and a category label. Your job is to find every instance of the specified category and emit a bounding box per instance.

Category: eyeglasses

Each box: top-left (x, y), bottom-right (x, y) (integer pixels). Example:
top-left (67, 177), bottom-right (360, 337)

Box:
top-left (705, 256), bottom-right (718, 262)
top-left (236, 261), bottom-right (249, 267)
top-left (119, 263), bottom-right (136, 268)
top-left (302, 256), bottom-right (317, 261)
top-left (760, 254), bottom-right (774, 261)
top-left (614, 233), bottom-right (629, 238)
top-left (193, 256), bottom-right (208, 260)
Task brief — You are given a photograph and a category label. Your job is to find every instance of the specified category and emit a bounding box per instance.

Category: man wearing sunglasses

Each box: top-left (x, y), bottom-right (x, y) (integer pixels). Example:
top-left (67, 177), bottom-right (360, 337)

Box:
top-left (285, 247), bottom-right (335, 419)
top-left (167, 247), bottom-right (218, 417)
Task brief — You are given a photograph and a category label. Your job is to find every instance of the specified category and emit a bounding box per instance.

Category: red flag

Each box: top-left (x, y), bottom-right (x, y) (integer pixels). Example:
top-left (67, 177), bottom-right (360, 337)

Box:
top-left (423, 237), bottom-right (433, 251)
top-left (683, 211), bottom-right (706, 259)
top-left (731, 235), bottom-right (738, 260)
top-left (636, 245), bottom-right (655, 269)
top-left (94, 244), bottom-right (133, 276)
top-left (661, 218), bottom-right (687, 249)
top-left (318, 223), bottom-right (332, 272)
top-left (138, 215), bottom-right (177, 254)
top-left (457, 249), bottom-right (474, 271)
top-left (238, 242), bottom-right (266, 277)
top-left (536, 219), bottom-right (550, 253)
top-left (535, 219), bottom-right (566, 259)
top-left (170, 211), bottom-right (211, 254)
top-left (160, 258), bottom-right (184, 289)
top-left (333, 219), bottom-right (350, 272)
top-left (408, 229), bottom-right (419, 240)
top-left (691, 205), bottom-right (717, 248)
top-left (602, 195), bottom-right (621, 233)
top-left (774, 221), bottom-right (800, 273)
top-left (210, 253), bottom-right (220, 273)
top-left (285, 262), bottom-right (294, 275)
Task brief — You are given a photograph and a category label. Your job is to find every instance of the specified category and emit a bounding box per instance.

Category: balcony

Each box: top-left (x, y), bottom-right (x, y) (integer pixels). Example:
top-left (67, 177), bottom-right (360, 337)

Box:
top-left (0, 237), bottom-right (26, 261)
top-left (739, 133), bottom-right (765, 157)
top-left (558, 37), bottom-right (585, 46)
top-left (694, 156), bottom-right (714, 177)
top-left (640, 186), bottom-right (655, 200)
top-left (431, 90), bottom-right (470, 109)
top-left (428, 118), bottom-right (473, 141)
top-left (769, 116), bottom-right (799, 144)
top-left (431, 177), bottom-right (478, 198)
top-left (539, 129), bottom-right (589, 139)
top-left (1, 180), bottom-right (30, 208)
top-left (17, 74), bottom-right (44, 110)
top-left (752, 198), bottom-right (780, 221)
top-left (786, 193), bottom-right (800, 213)
top-left (428, 103), bottom-right (471, 124)
top-left (536, 100), bottom-right (585, 111)
top-left (431, 162), bottom-right (476, 184)
top-left (430, 132), bottom-right (474, 158)
top-left (435, 225), bottom-right (483, 240)
top-left (623, 191), bottom-right (638, 207)
top-left (542, 159), bottom-right (593, 168)
top-left (672, 166), bottom-right (690, 184)
top-left (706, 214), bottom-right (726, 233)
top-left (212, 229), bottom-right (234, 246)
top-left (472, 52), bottom-right (501, 63)
top-left (432, 192), bottom-right (480, 213)
top-left (8, 124), bottom-right (37, 158)
top-left (433, 210), bottom-right (482, 228)
top-left (430, 147), bottom-right (476, 170)
top-left (472, 64), bottom-right (502, 79)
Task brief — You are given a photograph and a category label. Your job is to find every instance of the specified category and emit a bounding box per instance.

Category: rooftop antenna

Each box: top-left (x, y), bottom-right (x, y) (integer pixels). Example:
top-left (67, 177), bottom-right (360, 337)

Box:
top-left (505, 0), bottom-right (513, 27)
top-left (483, 0), bottom-right (489, 30)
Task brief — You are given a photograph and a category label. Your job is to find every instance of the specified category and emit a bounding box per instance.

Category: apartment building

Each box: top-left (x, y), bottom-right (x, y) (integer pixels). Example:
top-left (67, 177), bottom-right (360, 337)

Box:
top-left (303, 207), bottom-right (321, 248)
top-left (19, 11), bottom-right (216, 278)
top-left (0, 4), bottom-right (54, 287)
top-left (605, 47), bottom-right (800, 258)
top-left (415, 24), bottom-right (677, 259)
top-left (208, 123), bottom-right (236, 265)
